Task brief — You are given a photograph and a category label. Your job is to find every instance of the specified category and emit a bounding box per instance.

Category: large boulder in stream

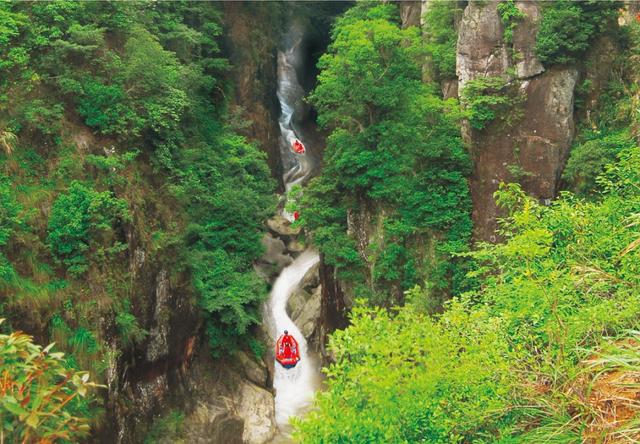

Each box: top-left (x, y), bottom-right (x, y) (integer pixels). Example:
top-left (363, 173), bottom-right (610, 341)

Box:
top-left (267, 214), bottom-right (300, 240)
top-left (238, 381), bottom-right (277, 444)
top-left (182, 405), bottom-right (244, 444)
top-left (287, 260), bottom-right (323, 347)
top-left (255, 233), bottom-right (293, 282)
top-left (296, 286), bottom-right (322, 341)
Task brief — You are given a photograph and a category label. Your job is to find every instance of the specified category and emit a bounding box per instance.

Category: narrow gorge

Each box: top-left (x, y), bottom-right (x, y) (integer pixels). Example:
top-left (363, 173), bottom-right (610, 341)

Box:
top-left (2, 1), bottom-right (640, 443)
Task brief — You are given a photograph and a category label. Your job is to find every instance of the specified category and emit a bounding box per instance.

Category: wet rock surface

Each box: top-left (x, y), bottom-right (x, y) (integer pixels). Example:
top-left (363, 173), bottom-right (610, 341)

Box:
top-left (267, 215), bottom-right (301, 240)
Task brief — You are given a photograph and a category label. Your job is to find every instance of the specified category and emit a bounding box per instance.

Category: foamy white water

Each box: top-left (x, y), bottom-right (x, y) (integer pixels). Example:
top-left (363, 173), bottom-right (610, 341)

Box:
top-left (267, 250), bottom-right (321, 427)
top-left (265, 21), bottom-right (323, 437)
top-left (276, 23), bottom-right (313, 193)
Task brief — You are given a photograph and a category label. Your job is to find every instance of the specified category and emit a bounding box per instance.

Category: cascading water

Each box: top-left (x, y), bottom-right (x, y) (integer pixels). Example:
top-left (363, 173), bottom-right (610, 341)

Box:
top-left (267, 251), bottom-right (321, 427)
top-left (276, 21), bottom-right (316, 191)
top-left (265, 21), bottom-right (322, 439)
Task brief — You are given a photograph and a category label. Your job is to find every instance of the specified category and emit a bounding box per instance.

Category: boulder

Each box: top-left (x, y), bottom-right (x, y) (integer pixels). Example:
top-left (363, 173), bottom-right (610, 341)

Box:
top-left (287, 287), bottom-right (310, 320)
top-left (266, 215), bottom-right (300, 239)
top-left (255, 233), bottom-right (293, 282)
top-left (260, 233), bottom-right (293, 269)
top-left (236, 351), bottom-right (268, 387)
top-left (286, 239), bottom-right (305, 255)
top-left (238, 382), bottom-right (277, 444)
top-left (183, 404), bottom-right (244, 444)
top-left (300, 261), bottom-right (320, 292)
top-left (293, 286), bottom-right (321, 342)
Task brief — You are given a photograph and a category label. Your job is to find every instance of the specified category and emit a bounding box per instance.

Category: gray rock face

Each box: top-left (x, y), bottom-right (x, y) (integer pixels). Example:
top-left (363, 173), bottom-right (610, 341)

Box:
top-left (512, 2), bottom-right (544, 79)
top-left (179, 353), bottom-right (277, 444)
top-left (262, 233), bottom-right (293, 269)
top-left (236, 351), bottom-right (269, 387)
top-left (286, 238), bottom-right (305, 256)
top-left (286, 262), bottom-right (322, 348)
top-left (238, 382), bottom-right (277, 444)
top-left (468, 68), bottom-right (578, 240)
top-left (183, 405), bottom-right (244, 444)
top-left (457, 1), bottom-right (509, 88)
top-left (287, 287), bottom-right (310, 321)
top-left (456, 0), bottom-right (579, 241)
top-left (399, 1), bottom-right (422, 28)
top-left (296, 286), bottom-right (322, 341)
top-left (300, 261), bottom-right (320, 292)
top-left (146, 269), bottom-right (171, 362)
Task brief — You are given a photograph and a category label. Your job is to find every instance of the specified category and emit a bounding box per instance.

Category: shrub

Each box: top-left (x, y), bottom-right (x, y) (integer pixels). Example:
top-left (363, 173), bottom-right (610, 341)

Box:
top-left (0, 175), bottom-right (21, 280)
top-left (535, 0), bottom-right (620, 66)
top-left (304, 3), bottom-right (472, 300)
top-left (296, 147), bottom-right (640, 442)
top-left (47, 181), bottom-right (130, 276)
top-left (497, 0), bottom-right (525, 44)
top-left (460, 75), bottom-right (525, 130)
top-left (563, 130), bottom-right (635, 195)
top-left (77, 79), bottom-right (134, 135)
top-left (176, 129), bottom-right (276, 356)
top-left (424, 0), bottom-right (460, 81)
top-left (294, 303), bottom-right (517, 443)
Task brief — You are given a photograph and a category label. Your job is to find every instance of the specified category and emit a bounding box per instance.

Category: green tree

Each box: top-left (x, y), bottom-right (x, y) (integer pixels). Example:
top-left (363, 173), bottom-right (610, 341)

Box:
top-left (304, 3), bottom-right (471, 301)
top-left (535, 0), bottom-right (619, 65)
top-left (47, 181), bottom-right (130, 276)
top-left (297, 147), bottom-right (640, 442)
top-left (424, 0), bottom-right (461, 82)
top-left (175, 127), bottom-right (276, 355)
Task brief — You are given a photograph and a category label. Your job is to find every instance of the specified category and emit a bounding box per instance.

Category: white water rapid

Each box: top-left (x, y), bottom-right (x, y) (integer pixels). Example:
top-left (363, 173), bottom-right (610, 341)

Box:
top-left (276, 22), bottom-right (315, 192)
top-left (265, 22), bottom-right (323, 440)
top-left (267, 251), bottom-right (321, 427)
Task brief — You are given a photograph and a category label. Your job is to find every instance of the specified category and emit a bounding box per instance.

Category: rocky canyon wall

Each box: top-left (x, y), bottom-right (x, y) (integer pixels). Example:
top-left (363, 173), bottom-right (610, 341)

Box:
top-left (457, 0), bottom-right (579, 241)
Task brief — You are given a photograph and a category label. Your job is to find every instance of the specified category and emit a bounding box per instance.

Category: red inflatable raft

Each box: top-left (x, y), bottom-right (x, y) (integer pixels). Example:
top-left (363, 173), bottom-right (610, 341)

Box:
top-left (276, 333), bottom-right (300, 369)
top-left (292, 139), bottom-right (306, 154)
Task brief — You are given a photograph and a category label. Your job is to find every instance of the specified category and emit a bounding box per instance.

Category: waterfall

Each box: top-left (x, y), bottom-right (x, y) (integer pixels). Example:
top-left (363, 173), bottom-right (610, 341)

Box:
top-left (267, 251), bottom-right (321, 428)
top-left (265, 21), bottom-right (322, 438)
top-left (276, 22), bottom-right (315, 193)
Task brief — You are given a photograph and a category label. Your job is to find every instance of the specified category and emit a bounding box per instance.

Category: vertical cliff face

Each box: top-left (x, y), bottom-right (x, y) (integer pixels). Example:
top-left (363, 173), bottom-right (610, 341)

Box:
top-left (457, 0), bottom-right (578, 241)
top-left (222, 2), bottom-right (283, 187)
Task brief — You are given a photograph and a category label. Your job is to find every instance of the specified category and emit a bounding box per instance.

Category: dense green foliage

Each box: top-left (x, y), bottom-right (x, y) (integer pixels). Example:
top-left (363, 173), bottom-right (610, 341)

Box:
top-left (423, 1), bottom-right (460, 82)
top-left (296, 147), bottom-right (640, 442)
top-left (535, 0), bottom-right (620, 65)
top-left (497, 0), bottom-right (525, 45)
top-left (460, 75), bottom-right (525, 130)
top-left (47, 181), bottom-right (130, 276)
top-left (176, 128), bottom-right (275, 355)
top-left (0, 321), bottom-right (100, 443)
top-left (303, 3), bottom-right (472, 303)
top-left (0, 176), bottom-right (21, 281)
top-left (565, 17), bottom-right (640, 194)
top-left (563, 130), bottom-right (635, 195)
top-left (0, 1), bottom-right (275, 434)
